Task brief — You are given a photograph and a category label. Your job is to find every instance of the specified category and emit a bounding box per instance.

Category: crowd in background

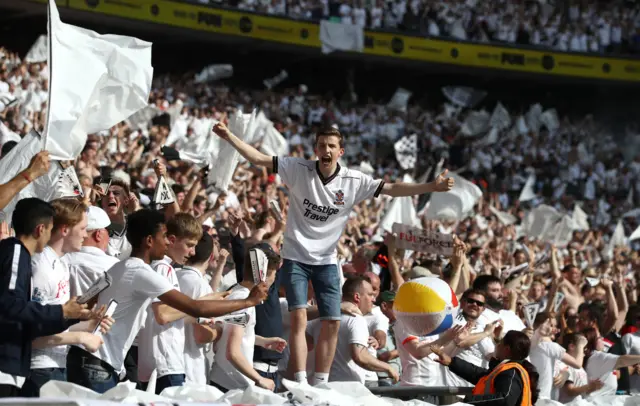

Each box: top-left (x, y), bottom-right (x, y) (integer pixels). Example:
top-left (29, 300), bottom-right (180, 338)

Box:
top-left (191, 0), bottom-right (640, 54)
top-left (2, 33), bottom-right (640, 403)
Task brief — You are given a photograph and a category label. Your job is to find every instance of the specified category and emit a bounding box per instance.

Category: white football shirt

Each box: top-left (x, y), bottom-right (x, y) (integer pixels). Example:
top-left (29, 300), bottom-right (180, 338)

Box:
top-left (177, 266), bottom-right (214, 385)
top-left (65, 246), bottom-right (119, 296)
top-left (394, 321), bottom-right (445, 386)
top-left (31, 246), bottom-right (71, 369)
top-left (87, 257), bottom-right (174, 374)
top-left (307, 313), bottom-right (370, 383)
top-left (209, 284), bottom-right (256, 390)
top-left (273, 157), bottom-right (384, 265)
top-left (529, 341), bottom-right (566, 399)
top-left (138, 256), bottom-right (186, 381)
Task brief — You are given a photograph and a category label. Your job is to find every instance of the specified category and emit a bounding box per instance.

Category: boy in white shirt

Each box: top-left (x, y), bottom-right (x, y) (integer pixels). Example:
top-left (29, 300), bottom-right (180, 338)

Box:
top-left (138, 213), bottom-right (207, 393)
top-left (177, 233), bottom-right (224, 385)
top-left (306, 276), bottom-right (398, 384)
top-left (66, 209), bottom-right (269, 394)
top-left (23, 199), bottom-right (104, 397)
top-left (209, 243), bottom-right (287, 392)
top-left (212, 122), bottom-right (453, 386)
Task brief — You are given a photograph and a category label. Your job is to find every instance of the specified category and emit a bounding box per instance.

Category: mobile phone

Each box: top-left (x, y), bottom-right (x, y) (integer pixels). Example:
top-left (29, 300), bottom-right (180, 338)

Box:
top-left (93, 299), bottom-right (118, 335)
top-left (249, 248), bottom-right (268, 284)
top-left (98, 178), bottom-right (111, 195)
top-left (78, 273), bottom-right (112, 304)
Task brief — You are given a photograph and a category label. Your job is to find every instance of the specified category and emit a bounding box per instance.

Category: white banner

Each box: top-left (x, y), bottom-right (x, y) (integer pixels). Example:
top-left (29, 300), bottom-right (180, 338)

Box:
top-left (44, 0), bottom-right (153, 160)
top-left (320, 20), bottom-right (364, 54)
top-left (461, 110), bottom-right (490, 136)
top-left (392, 223), bottom-right (453, 256)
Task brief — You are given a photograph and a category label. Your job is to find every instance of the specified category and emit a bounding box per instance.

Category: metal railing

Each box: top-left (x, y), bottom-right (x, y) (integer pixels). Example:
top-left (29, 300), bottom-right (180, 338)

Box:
top-left (369, 386), bottom-right (474, 405)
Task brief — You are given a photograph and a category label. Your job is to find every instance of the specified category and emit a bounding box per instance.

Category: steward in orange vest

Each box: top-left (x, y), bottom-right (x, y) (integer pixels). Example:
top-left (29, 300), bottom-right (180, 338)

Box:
top-left (431, 330), bottom-right (539, 406)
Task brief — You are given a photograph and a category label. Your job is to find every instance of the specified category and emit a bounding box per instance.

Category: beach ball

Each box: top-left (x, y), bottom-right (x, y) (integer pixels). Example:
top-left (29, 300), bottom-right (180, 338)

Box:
top-left (394, 277), bottom-right (459, 336)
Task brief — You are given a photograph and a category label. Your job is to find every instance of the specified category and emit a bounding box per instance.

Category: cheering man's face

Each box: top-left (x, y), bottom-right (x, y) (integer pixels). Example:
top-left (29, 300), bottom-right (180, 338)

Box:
top-left (102, 185), bottom-right (127, 218)
top-left (314, 135), bottom-right (344, 171)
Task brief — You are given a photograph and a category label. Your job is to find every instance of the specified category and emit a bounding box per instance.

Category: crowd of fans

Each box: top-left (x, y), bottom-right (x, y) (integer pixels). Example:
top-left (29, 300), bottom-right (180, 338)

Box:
top-left (191, 0), bottom-right (640, 54)
top-left (1, 32), bottom-right (640, 405)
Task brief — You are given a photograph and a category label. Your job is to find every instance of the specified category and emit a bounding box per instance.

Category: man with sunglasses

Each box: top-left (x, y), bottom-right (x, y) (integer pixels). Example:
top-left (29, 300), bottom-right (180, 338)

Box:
top-left (443, 289), bottom-right (502, 389)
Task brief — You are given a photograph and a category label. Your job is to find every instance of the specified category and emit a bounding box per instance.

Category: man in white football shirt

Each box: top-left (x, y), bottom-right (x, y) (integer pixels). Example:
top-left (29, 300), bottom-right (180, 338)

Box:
top-left (66, 209), bottom-right (268, 394)
top-left (212, 123), bottom-right (454, 385)
top-left (100, 179), bottom-right (134, 260)
top-left (177, 233), bottom-right (223, 385)
top-left (65, 206), bottom-right (119, 297)
top-left (23, 199), bottom-right (89, 396)
top-left (306, 276), bottom-right (398, 383)
top-left (209, 244), bottom-right (287, 392)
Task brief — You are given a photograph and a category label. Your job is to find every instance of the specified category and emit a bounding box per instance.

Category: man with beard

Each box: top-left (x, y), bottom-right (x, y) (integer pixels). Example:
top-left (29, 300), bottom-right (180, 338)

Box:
top-left (442, 289), bottom-right (501, 388)
top-left (473, 275), bottom-right (525, 335)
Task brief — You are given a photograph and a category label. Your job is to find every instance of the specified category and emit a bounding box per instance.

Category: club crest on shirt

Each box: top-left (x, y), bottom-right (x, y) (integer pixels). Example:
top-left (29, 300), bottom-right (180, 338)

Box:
top-left (334, 189), bottom-right (345, 206)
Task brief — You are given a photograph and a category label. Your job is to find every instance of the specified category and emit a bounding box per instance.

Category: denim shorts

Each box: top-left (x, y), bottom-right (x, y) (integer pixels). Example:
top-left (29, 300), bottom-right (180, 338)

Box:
top-left (282, 259), bottom-right (341, 320)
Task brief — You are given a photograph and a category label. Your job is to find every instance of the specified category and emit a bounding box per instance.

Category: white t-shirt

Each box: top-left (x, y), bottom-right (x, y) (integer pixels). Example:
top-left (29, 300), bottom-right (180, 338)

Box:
top-left (307, 313), bottom-right (369, 382)
top-left (363, 306), bottom-right (389, 382)
top-left (65, 246), bottom-right (119, 297)
top-left (31, 246), bottom-right (71, 369)
top-left (622, 332), bottom-right (640, 393)
top-left (275, 158), bottom-right (383, 265)
top-left (177, 266), bottom-right (214, 385)
top-left (529, 341), bottom-right (566, 399)
top-left (107, 227), bottom-right (132, 260)
top-left (555, 360), bottom-right (588, 403)
top-left (89, 257), bottom-right (174, 373)
top-left (138, 257), bottom-right (185, 381)
top-left (446, 312), bottom-right (495, 387)
top-left (585, 351), bottom-right (620, 397)
top-left (209, 285), bottom-right (256, 390)
top-left (394, 321), bottom-right (444, 386)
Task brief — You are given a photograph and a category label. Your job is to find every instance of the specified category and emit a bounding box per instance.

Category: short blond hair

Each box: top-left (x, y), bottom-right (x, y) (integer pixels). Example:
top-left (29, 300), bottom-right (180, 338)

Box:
top-left (50, 198), bottom-right (87, 232)
top-left (166, 213), bottom-right (203, 241)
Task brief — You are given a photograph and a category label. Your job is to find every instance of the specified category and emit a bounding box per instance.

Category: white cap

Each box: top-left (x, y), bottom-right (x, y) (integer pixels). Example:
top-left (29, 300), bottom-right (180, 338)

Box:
top-left (87, 206), bottom-right (111, 231)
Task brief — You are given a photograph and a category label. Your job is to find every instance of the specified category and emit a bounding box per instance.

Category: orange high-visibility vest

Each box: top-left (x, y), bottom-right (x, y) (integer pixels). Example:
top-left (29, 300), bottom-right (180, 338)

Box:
top-left (471, 361), bottom-right (532, 406)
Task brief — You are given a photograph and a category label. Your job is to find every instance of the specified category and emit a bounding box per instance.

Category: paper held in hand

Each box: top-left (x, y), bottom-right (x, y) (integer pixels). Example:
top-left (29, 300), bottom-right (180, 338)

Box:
top-left (391, 223), bottom-right (454, 256)
top-left (249, 248), bottom-right (268, 285)
top-left (523, 302), bottom-right (540, 328)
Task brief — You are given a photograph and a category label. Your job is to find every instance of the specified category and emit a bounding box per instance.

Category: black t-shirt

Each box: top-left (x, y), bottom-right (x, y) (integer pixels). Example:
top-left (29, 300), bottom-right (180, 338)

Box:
top-left (253, 270), bottom-right (284, 362)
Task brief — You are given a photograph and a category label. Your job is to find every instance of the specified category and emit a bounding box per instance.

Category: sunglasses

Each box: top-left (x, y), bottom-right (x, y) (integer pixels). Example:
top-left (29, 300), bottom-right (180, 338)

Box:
top-left (464, 298), bottom-right (485, 307)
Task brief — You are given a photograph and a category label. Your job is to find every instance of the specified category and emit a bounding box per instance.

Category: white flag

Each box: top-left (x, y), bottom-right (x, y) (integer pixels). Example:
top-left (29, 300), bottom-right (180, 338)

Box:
top-left (379, 197), bottom-right (420, 233)
top-left (572, 204), bottom-right (590, 230)
top-left (441, 86), bottom-right (486, 108)
top-left (260, 124), bottom-right (288, 157)
top-left (426, 173), bottom-right (482, 221)
top-left (553, 292), bottom-right (565, 313)
top-left (489, 206), bottom-right (517, 225)
top-left (526, 104), bottom-right (543, 134)
top-left (388, 88), bottom-right (412, 112)
top-left (153, 177), bottom-right (175, 205)
top-left (519, 174), bottom-right (536, 202)
top-left (52, 165), bottom-right (84, 200)
top-left (609, 221), bottom-right (626, 250)
top-left (44, 0), bottom-right (153, 161)
top-left (0, 130), bottom-right (62, 220)
top-left (208, 109), bottom-right (254, 191)
top-left (394, 134), bottom-right (417, 170)
top-left (194, 64), bottom-right (233, 83)
top-left (25, 35), bottom-right (48, 63)
top-left (540, 109), bottom-right (560, 131)
top-left (489, 102), bottom-right (511, 130)
top-left (461, 110), bottom-right (490, 136)
top-left (523, 303), bottom-right (540, 328)
top-left (263, 70), bottom-right (288, 90)
top-left (630, 225), bottom-right (640, 241)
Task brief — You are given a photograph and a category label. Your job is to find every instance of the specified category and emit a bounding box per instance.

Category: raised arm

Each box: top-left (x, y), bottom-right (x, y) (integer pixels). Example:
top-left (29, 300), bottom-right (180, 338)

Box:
top-left (0, 151), bottom-right (50, 211)
top-left (212, 121), bottom-right (272, 168)
top-left (380, 170), bottom-right (454, 197)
